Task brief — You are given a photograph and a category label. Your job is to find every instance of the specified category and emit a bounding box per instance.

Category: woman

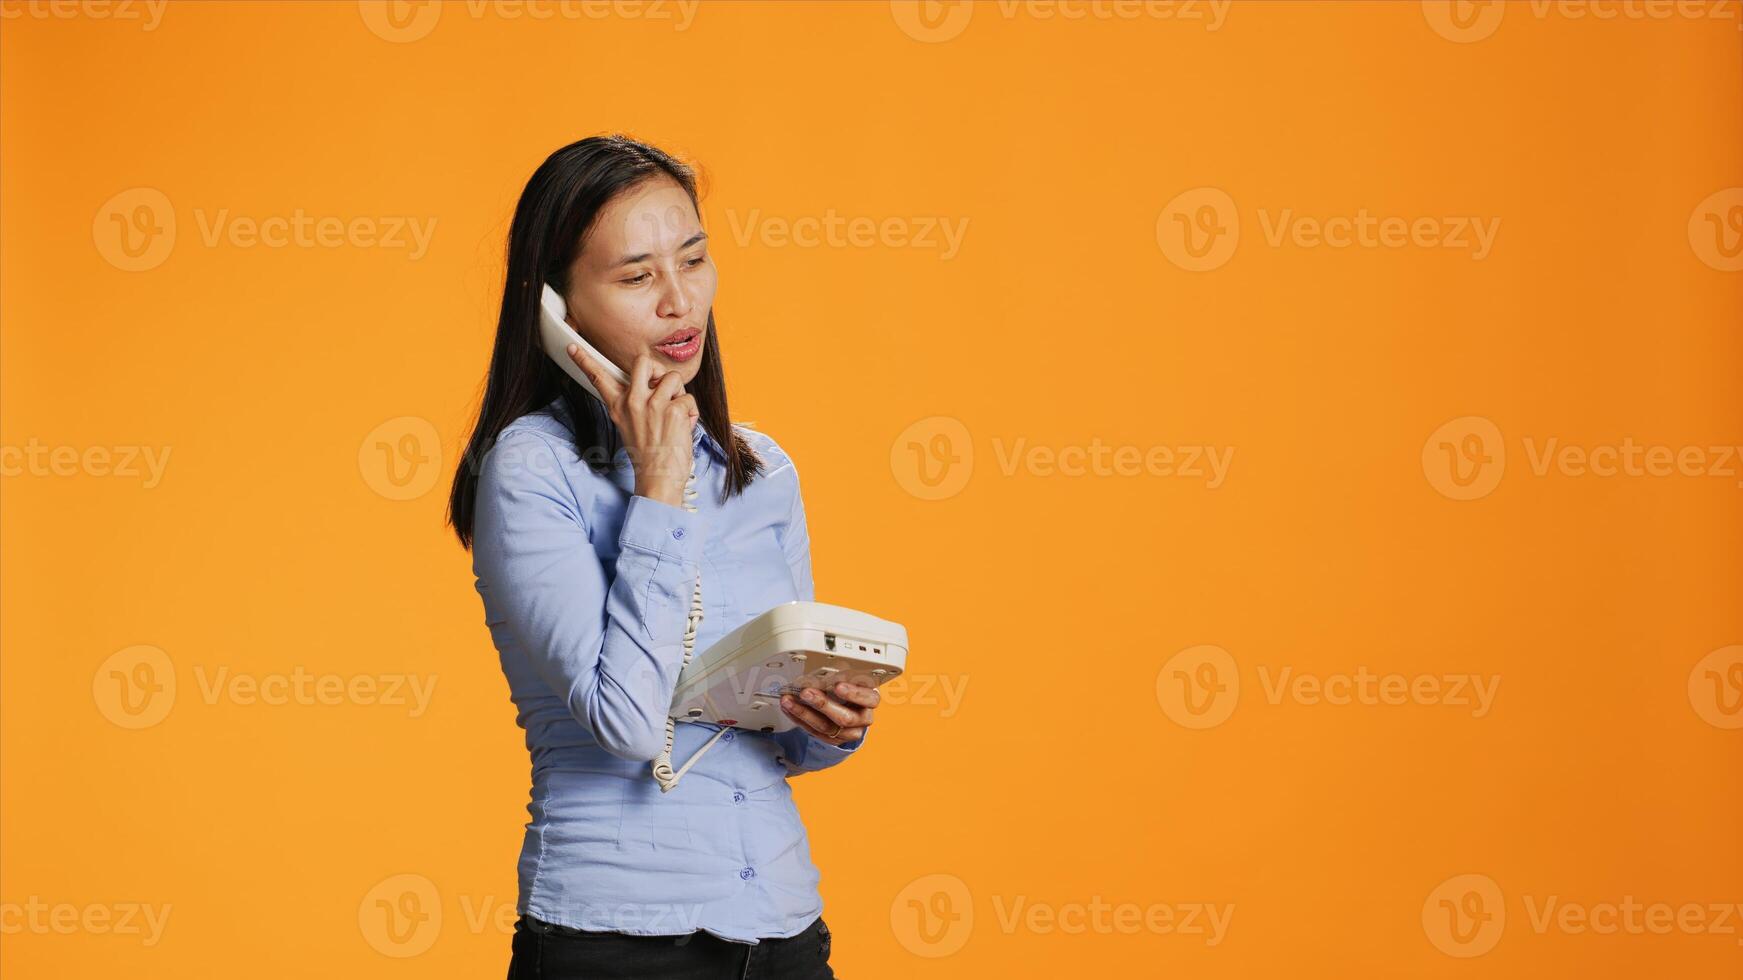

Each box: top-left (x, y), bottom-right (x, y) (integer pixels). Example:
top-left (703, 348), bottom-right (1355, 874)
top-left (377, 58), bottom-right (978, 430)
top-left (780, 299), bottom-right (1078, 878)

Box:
top-left (447, 135), bottom-right (876, 979)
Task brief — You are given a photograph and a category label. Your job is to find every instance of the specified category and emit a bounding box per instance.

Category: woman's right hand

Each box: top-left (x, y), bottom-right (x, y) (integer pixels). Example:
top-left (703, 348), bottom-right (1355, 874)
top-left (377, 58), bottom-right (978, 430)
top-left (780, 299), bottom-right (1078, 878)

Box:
top-left (566, 345), bottom-right (698, 508)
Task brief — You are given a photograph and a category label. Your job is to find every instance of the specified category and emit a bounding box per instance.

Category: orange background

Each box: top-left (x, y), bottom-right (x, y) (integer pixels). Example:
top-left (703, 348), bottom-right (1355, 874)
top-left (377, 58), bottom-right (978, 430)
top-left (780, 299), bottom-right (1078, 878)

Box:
top-left (3, 0), bottom-right (1741, 976)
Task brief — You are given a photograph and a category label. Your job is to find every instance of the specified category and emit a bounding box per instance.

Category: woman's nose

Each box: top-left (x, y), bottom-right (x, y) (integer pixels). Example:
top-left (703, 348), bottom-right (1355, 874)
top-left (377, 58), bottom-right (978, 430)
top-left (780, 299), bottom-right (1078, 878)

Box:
top-left (656, 274), bottom-right (693, 318)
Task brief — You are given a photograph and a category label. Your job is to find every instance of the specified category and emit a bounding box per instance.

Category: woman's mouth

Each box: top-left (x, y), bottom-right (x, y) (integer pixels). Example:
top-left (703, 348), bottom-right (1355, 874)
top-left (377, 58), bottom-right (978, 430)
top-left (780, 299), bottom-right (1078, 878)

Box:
top-left (654, 328), bottom-right (702, 362)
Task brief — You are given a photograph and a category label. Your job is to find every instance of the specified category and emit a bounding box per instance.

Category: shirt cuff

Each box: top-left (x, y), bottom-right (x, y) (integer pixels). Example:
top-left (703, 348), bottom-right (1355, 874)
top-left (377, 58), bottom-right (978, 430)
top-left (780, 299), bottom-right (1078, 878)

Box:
top-left (618, 493), bottom-right (707, 564)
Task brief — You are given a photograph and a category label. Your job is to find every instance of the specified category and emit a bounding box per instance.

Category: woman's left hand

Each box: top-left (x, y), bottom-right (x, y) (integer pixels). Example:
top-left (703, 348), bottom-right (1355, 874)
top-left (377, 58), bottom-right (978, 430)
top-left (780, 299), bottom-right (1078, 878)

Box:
top-left (781, 682), bottom-right (878, 746)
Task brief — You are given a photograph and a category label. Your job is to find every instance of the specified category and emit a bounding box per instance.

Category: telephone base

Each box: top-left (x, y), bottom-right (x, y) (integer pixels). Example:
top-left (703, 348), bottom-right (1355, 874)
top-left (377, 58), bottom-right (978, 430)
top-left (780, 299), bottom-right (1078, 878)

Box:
top-left (668, 600), bottom-right (908, 734)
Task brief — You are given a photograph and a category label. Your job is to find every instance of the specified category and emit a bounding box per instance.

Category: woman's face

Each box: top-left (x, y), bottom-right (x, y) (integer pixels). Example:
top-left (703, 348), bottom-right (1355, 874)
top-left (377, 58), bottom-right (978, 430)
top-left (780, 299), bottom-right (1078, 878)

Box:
top-left (561, 175), bottom-right (716, 388)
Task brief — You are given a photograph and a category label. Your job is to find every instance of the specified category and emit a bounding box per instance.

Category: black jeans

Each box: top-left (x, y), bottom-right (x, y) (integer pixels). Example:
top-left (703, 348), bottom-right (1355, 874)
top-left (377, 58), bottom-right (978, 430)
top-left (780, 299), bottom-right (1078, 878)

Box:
top-left (507, 913), bottom-right (835, 980)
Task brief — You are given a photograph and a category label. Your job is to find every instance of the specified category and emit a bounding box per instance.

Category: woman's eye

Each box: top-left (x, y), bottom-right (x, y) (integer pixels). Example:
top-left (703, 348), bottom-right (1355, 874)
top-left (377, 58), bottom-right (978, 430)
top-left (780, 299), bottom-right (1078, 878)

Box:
top-left (623, 257), bottom-right (702, 283)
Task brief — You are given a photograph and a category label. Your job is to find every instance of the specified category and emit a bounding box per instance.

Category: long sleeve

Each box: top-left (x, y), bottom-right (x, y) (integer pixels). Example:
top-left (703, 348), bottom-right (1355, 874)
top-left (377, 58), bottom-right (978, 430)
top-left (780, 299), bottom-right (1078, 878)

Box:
top-left (769, 456), bottom-right (866, 774)
top-left (472, 428), bottom-right (706, 762)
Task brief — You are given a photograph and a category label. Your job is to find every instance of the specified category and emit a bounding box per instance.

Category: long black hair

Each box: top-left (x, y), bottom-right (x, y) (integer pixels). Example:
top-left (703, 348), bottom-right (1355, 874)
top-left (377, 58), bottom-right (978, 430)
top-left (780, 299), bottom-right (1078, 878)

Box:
top-left (448, 134), bottom-right (764, 550)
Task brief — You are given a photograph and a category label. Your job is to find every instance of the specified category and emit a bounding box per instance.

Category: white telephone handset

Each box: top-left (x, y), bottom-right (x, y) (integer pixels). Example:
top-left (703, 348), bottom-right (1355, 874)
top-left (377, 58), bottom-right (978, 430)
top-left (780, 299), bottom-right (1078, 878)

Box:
top-left (539, 283), bottom-right (628, 400)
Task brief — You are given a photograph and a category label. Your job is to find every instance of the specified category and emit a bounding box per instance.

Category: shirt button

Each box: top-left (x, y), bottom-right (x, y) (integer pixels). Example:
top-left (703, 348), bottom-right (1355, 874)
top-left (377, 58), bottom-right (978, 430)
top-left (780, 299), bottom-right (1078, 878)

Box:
top-left (721, 730), bottom-right (735, 742)
top-left (731, 791), bottom-right (746, 805)
top-left (739, 867), bottom-right (756, 881)
top-left (671, 527), bottom-right (685, 539)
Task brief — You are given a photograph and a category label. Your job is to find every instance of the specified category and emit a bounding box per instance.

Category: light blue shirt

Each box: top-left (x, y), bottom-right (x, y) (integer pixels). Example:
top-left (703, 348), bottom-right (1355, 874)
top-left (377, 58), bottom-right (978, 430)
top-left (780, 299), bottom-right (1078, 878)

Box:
top-left (470, 395), bottom-right (862, 945)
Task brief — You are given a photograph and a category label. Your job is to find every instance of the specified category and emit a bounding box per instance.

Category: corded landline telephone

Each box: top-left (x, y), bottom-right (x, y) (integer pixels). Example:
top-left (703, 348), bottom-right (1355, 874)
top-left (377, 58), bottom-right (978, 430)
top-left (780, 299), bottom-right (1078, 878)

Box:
top-left (537, 283), bottom-right (909, 792)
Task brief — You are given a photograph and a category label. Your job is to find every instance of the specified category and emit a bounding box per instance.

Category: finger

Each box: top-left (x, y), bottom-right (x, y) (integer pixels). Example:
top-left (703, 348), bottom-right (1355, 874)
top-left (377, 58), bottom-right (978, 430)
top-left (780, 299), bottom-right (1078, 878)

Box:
top-left (789, 707), bottom-right (862, 745)
top-left (650, 370), bottom-right (685, 405)
top-left (666, 397), bottom-right (699, 440)
top-left (829, 682), bottom-right (881, 709)
top-left (626, 353), bottom-right (658, 408)
top-left (796, 687), bottom-right (869, 728)
top-left (565, 341), bottom-right (624, 404)
top-left (780, 696), bottom-right (842, 738)
top-left (820, 727), bottom-right (865, 745)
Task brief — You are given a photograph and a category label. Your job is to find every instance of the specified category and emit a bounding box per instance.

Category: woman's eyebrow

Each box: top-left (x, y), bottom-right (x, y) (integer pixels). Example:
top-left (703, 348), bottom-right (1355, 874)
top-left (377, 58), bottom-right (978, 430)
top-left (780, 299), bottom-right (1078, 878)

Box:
top-left (612, 231), bottom-right (708, 268)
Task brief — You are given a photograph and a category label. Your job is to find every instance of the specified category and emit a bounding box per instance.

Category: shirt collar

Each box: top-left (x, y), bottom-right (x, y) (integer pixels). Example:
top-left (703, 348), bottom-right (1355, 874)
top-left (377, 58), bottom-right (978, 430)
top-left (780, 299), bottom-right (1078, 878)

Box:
top-left (689, 416), bottom-right (728, 462)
